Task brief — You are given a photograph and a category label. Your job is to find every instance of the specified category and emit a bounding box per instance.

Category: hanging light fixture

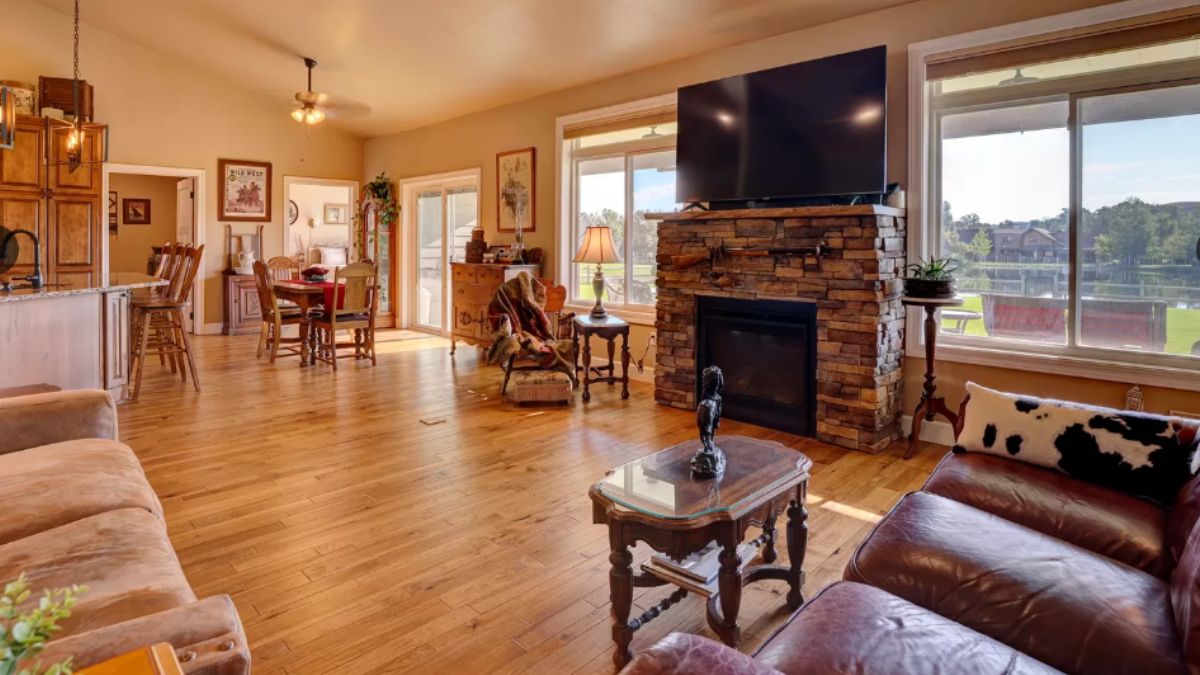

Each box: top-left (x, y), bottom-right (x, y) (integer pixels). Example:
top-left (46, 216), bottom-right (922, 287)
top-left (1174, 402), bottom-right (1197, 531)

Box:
top-left (46, 0), bottom-right (107, 172)
top-left (292, 57), bottom-right (327, 126)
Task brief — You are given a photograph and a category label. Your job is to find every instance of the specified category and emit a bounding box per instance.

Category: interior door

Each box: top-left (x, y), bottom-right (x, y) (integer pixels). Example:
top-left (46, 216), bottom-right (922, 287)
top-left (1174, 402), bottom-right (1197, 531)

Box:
top-left (176, 177), bottom-right (195, 332)
top-left (410, 181), bottom-right (479, 333)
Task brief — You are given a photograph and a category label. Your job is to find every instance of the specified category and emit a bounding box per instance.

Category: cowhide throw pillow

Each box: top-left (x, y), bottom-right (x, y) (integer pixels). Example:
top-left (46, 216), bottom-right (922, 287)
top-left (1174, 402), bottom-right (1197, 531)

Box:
top-left (954, 382), bottom-right (1200, 505)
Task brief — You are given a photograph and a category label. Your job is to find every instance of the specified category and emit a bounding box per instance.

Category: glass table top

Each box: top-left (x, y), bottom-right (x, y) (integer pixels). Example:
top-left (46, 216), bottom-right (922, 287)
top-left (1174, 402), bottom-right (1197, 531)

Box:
top-left (595, 436), bottom-right (811, 520)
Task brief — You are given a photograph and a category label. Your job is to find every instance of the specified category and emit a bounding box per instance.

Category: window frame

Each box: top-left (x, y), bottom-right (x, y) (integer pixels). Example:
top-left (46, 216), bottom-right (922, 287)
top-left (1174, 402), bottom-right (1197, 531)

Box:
top-left (909, 0), bottom-right (1200, 391)
top-left (556, 94), bottom-right (678, 326)
top-left (568, 138), bottom-right (676, 316)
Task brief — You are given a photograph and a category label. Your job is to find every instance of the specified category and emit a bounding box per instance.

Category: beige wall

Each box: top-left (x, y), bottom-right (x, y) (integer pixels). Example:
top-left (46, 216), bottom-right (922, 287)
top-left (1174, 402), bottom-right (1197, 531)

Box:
top-left (364, 0), bottom-right (1200, 417)
top-left (108, 173), bottom-right (178, 274)
top-left (1, 0), bottom-right (364, 328)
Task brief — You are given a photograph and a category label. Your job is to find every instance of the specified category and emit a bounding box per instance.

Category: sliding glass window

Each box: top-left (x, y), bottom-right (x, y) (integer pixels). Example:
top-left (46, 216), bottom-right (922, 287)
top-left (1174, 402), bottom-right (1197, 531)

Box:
top-left (928, 36), bottom-right (1200, 365)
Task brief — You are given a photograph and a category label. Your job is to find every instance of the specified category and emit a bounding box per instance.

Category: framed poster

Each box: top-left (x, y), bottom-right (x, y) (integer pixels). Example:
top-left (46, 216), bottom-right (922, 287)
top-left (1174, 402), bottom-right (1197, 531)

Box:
top-left (123, 198), bottom-right (151, 225)
top-left (218, 159), bottom-right (272, 222)
top-left (496, 146), bottom-right (535, 233)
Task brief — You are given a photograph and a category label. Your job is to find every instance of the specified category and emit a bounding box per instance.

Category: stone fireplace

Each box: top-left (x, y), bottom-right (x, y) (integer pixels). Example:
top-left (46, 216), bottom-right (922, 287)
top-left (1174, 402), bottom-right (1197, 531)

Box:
top-left (653, 205), bottom-right (906, 453)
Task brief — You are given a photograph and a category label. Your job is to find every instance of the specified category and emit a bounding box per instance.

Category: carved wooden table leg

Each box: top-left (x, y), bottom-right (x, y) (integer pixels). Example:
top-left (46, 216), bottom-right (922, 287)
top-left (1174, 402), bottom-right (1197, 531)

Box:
top-left (298, 317), bottom-right (311, 368)
top-left (608, 527), bottom-right (635, 669)
top-left (786, 486), bottom-right (809, 610)
top-left (711, 531), bottom-right (743, 647)
top-left (620, 331), bottom-right (631, 399)
top-left (607, 337), bottom-right (616, 382)
top-left (582, 333), bottom-right (593, 402)
top-left (761, 508), bottom-right (779, 564)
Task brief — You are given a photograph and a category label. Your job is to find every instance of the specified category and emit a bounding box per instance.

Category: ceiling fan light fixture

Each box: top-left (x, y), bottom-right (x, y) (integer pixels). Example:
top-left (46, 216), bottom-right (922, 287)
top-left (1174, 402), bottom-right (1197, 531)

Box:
top-left (291, 56), bottom-right (327, 126)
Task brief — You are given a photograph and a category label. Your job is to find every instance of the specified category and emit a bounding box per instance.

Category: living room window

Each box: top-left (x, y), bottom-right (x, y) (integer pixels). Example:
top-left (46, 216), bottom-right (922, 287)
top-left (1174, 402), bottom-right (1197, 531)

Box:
top-left (560, 99), bottom-right (679, 317)
top-left (918, 13), bottom-right (1200, 378)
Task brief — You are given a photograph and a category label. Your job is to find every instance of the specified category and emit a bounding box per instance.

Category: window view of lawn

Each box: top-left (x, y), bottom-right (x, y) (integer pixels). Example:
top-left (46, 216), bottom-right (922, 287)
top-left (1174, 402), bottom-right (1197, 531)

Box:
top-left (939, 84), bottom-right (1200, 359)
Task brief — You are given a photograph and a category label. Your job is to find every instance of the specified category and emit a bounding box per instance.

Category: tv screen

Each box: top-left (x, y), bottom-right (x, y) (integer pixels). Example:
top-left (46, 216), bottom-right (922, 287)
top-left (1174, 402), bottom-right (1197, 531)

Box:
top-left (676, 45), bottom-right (887, 205)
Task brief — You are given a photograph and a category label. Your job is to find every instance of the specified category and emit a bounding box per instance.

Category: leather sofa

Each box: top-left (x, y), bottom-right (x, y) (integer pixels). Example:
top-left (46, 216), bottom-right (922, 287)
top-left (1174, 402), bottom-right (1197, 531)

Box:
top-left (0, 390), bottom-right (249, 674)
top-left (622, 410), bottom-right (1200, 674)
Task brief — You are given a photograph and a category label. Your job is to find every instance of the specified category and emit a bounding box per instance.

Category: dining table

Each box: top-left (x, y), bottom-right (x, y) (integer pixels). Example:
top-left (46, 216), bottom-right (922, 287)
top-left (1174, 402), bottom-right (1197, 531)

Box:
top-left (272, 279), bottom-right (345, 367)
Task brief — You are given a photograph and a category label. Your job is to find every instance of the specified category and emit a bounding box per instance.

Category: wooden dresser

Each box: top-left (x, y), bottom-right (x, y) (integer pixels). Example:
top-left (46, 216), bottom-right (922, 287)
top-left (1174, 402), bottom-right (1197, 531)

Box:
top-left (0, 115), bottom-right (106, 288)
top-left (450, 262), bottom-right (539, 354)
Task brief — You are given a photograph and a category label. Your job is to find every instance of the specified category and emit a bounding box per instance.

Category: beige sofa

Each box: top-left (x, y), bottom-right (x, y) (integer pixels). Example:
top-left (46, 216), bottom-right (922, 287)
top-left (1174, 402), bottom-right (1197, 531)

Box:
top-left (0, 390), bottom-right (249, 674)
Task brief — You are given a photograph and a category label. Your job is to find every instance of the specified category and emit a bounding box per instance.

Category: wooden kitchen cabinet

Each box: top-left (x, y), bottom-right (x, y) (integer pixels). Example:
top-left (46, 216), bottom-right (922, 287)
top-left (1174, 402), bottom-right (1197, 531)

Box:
top-left (102, 289), bottom-right (130, 398)
top-left (0, 115), bottom-right (105, 289)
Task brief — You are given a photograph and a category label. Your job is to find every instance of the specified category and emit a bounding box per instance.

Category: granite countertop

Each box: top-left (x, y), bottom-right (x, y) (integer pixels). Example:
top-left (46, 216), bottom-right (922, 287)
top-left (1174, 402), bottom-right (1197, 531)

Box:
top-left (0, 273), bottom-right (166, 304)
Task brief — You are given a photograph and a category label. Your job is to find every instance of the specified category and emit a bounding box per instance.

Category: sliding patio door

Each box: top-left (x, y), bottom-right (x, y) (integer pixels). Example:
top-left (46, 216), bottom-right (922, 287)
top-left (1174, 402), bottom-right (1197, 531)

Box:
top-left (411, 181), bottom-right (479, 332)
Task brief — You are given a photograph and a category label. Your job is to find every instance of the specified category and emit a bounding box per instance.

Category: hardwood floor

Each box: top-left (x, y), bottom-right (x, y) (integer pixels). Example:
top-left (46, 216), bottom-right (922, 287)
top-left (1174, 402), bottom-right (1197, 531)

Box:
top-left (119, 330), bottom-right (946, 674)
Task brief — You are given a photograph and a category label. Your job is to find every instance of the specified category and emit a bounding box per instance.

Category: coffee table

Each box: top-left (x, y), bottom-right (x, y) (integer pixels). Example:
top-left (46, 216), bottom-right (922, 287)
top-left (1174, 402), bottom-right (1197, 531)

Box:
top-left (590, 435), bottom-right (812, 668)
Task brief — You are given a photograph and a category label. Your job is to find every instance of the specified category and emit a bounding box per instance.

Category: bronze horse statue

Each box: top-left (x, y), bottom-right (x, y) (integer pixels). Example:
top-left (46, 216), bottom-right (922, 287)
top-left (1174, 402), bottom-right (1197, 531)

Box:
top-left (691, 365), bottom-right (726, 479)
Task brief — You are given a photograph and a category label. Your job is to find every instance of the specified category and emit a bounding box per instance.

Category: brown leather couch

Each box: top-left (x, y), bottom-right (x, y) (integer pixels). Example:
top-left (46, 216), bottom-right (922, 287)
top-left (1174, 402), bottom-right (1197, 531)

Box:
top-left (623, 414), bottom-right (1200, 674)
top-left (0, 390), bottom-right (249, 674)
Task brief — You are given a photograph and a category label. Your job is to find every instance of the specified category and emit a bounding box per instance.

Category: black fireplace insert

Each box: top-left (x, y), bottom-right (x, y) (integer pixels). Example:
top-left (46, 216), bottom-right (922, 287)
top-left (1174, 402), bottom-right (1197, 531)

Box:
top-left (696, 296), bottom-right (817, 436)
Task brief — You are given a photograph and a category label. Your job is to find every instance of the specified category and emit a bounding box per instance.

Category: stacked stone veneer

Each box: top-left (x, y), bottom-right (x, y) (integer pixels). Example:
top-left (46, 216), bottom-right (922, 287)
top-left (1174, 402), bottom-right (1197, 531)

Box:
top-left (654, 206), bottom-right (907, 453)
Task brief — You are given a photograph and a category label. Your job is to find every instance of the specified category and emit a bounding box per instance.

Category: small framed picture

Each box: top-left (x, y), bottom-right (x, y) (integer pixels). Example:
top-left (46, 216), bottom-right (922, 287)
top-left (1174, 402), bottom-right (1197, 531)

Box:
top-left (323, 203), bottom-right (350, 225)
top-left (123, 198), bottom-right (151, 225)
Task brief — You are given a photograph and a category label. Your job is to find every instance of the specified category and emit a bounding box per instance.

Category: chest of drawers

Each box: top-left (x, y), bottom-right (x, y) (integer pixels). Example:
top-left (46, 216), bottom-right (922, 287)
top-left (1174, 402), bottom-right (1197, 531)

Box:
top-left (449, 262), bottom-right (539, 354)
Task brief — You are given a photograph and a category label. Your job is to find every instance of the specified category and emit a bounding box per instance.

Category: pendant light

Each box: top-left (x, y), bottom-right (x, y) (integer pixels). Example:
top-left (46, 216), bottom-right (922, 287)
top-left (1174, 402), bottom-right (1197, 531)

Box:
top-left (46, 0), bottom-right (108, 171)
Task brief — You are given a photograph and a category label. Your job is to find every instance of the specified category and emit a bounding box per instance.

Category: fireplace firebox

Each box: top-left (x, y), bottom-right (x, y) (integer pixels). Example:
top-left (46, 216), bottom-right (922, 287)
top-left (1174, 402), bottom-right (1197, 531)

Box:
top-left (696, 296), bottom-right (817, 437)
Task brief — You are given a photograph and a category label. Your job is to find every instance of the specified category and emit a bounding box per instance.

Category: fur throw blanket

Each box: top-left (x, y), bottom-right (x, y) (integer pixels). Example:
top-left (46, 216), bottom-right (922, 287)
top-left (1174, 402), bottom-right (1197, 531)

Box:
top-left (486, 273), bottom-right (576, 385)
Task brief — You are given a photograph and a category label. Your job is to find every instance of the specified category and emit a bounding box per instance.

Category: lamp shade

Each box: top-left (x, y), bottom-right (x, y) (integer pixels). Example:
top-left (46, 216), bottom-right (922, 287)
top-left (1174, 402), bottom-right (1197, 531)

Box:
top-left (573, 225), bottom-right (620, 264)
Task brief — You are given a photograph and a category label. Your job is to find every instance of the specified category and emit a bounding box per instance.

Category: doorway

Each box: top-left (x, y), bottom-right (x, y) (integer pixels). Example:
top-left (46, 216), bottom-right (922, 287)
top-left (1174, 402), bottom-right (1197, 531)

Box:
top-left (401, 170), bottom-right (480, 333)
top-left (103, 164), bottom-right (204, 333)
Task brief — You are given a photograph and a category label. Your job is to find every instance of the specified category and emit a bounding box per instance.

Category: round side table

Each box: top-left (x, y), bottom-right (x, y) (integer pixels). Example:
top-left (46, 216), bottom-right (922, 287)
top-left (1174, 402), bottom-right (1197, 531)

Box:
top-left (902, 295), bottom-right (963, 459)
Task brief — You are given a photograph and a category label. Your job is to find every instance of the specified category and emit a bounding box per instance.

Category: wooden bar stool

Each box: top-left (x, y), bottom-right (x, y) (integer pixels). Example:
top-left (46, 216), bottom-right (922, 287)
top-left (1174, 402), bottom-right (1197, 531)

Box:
top-left (130, 244), bottom-right (205, 401)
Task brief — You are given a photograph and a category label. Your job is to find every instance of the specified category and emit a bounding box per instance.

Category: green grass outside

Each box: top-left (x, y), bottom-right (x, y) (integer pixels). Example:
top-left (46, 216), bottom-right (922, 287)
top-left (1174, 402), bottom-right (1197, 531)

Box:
top-left (941, 295), bottom-right (1200, 356)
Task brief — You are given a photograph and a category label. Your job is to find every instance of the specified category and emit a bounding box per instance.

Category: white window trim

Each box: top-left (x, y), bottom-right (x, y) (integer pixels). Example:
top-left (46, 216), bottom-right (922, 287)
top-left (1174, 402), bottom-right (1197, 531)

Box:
top-left (555, 93), bottom-right (677, 326)
top-left (907, 0), bottom-right (1200, 392)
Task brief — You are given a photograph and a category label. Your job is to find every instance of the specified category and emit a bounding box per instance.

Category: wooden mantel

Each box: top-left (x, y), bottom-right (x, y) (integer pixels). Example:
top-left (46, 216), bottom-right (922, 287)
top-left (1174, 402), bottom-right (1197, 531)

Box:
top-left (648, 204), bottom-right (905, 222)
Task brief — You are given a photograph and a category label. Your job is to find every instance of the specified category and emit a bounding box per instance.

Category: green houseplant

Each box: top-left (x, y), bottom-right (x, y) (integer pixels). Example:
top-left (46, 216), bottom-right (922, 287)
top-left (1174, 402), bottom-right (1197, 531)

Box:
top-left (0, 573), bottom-right (87, 675)
top-left (904, 256), bottom-right (958, 299)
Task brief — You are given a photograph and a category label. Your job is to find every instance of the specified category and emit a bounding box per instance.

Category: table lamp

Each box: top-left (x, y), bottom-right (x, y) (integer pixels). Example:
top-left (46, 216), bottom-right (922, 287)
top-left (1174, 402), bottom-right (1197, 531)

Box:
top-left (573, 225), bottom-right (620, 319)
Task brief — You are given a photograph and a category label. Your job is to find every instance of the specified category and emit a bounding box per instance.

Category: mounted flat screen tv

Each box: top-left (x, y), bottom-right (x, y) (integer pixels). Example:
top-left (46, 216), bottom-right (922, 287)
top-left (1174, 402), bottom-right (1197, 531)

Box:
top-left (676, 45), bottom-right (887, 206)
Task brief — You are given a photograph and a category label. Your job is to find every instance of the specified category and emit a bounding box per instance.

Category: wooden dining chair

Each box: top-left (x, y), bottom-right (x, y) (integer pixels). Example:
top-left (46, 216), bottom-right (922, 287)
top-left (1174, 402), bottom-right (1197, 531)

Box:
top-left (312, 262), bottom-right (377, 370)
top-left (252, 260), bottom-right (310, 363)
top-left (266, 256), bottom-right (300, 282)
top-left (130, 244), bottom-right (204, 401)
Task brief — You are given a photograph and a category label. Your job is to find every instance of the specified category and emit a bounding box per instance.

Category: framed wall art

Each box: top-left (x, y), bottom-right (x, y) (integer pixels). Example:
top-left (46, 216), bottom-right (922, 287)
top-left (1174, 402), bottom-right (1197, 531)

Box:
top-left (218, 158), bottom-right (272, 222)
top-left (496, 147), bottom-right (535, 233)
top-left (323, 203), bottom-right (350, 225)
top-left (123, 198), bottom-right (151, 225)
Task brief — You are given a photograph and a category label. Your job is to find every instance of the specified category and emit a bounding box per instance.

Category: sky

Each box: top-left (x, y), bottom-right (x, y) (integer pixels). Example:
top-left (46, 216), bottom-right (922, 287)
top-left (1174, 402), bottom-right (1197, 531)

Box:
top-left (579, 160), bottom-right (679, 217)
top-left (942, 114), bottom-right (1200, 224)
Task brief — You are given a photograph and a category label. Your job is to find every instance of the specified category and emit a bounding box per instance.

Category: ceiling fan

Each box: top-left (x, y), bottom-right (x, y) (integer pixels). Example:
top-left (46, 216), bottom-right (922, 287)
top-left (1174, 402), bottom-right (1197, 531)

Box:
top-left (291, 57), bottom-right (328, 125)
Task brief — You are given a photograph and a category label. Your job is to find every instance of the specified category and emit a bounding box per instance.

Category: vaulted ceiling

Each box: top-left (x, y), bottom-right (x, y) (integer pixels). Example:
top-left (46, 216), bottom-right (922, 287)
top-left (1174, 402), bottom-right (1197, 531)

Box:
top-left (37, 0), bottom-right (913, 137)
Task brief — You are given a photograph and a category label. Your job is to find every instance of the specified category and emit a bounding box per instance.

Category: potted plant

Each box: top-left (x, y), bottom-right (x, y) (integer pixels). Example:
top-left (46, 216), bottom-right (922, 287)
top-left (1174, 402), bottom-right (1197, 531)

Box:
top-left (301, 265), bottom-right (329, 282)
top-left (0, 573), bottom-right (86, 675)
top-left (904, 257), bottom-right (958, 299)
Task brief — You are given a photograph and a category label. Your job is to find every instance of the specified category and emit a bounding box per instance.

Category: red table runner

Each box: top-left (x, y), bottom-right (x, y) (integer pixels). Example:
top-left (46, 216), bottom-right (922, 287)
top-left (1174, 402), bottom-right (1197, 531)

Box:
top-left (295, 279), bottom-right (345, 309)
